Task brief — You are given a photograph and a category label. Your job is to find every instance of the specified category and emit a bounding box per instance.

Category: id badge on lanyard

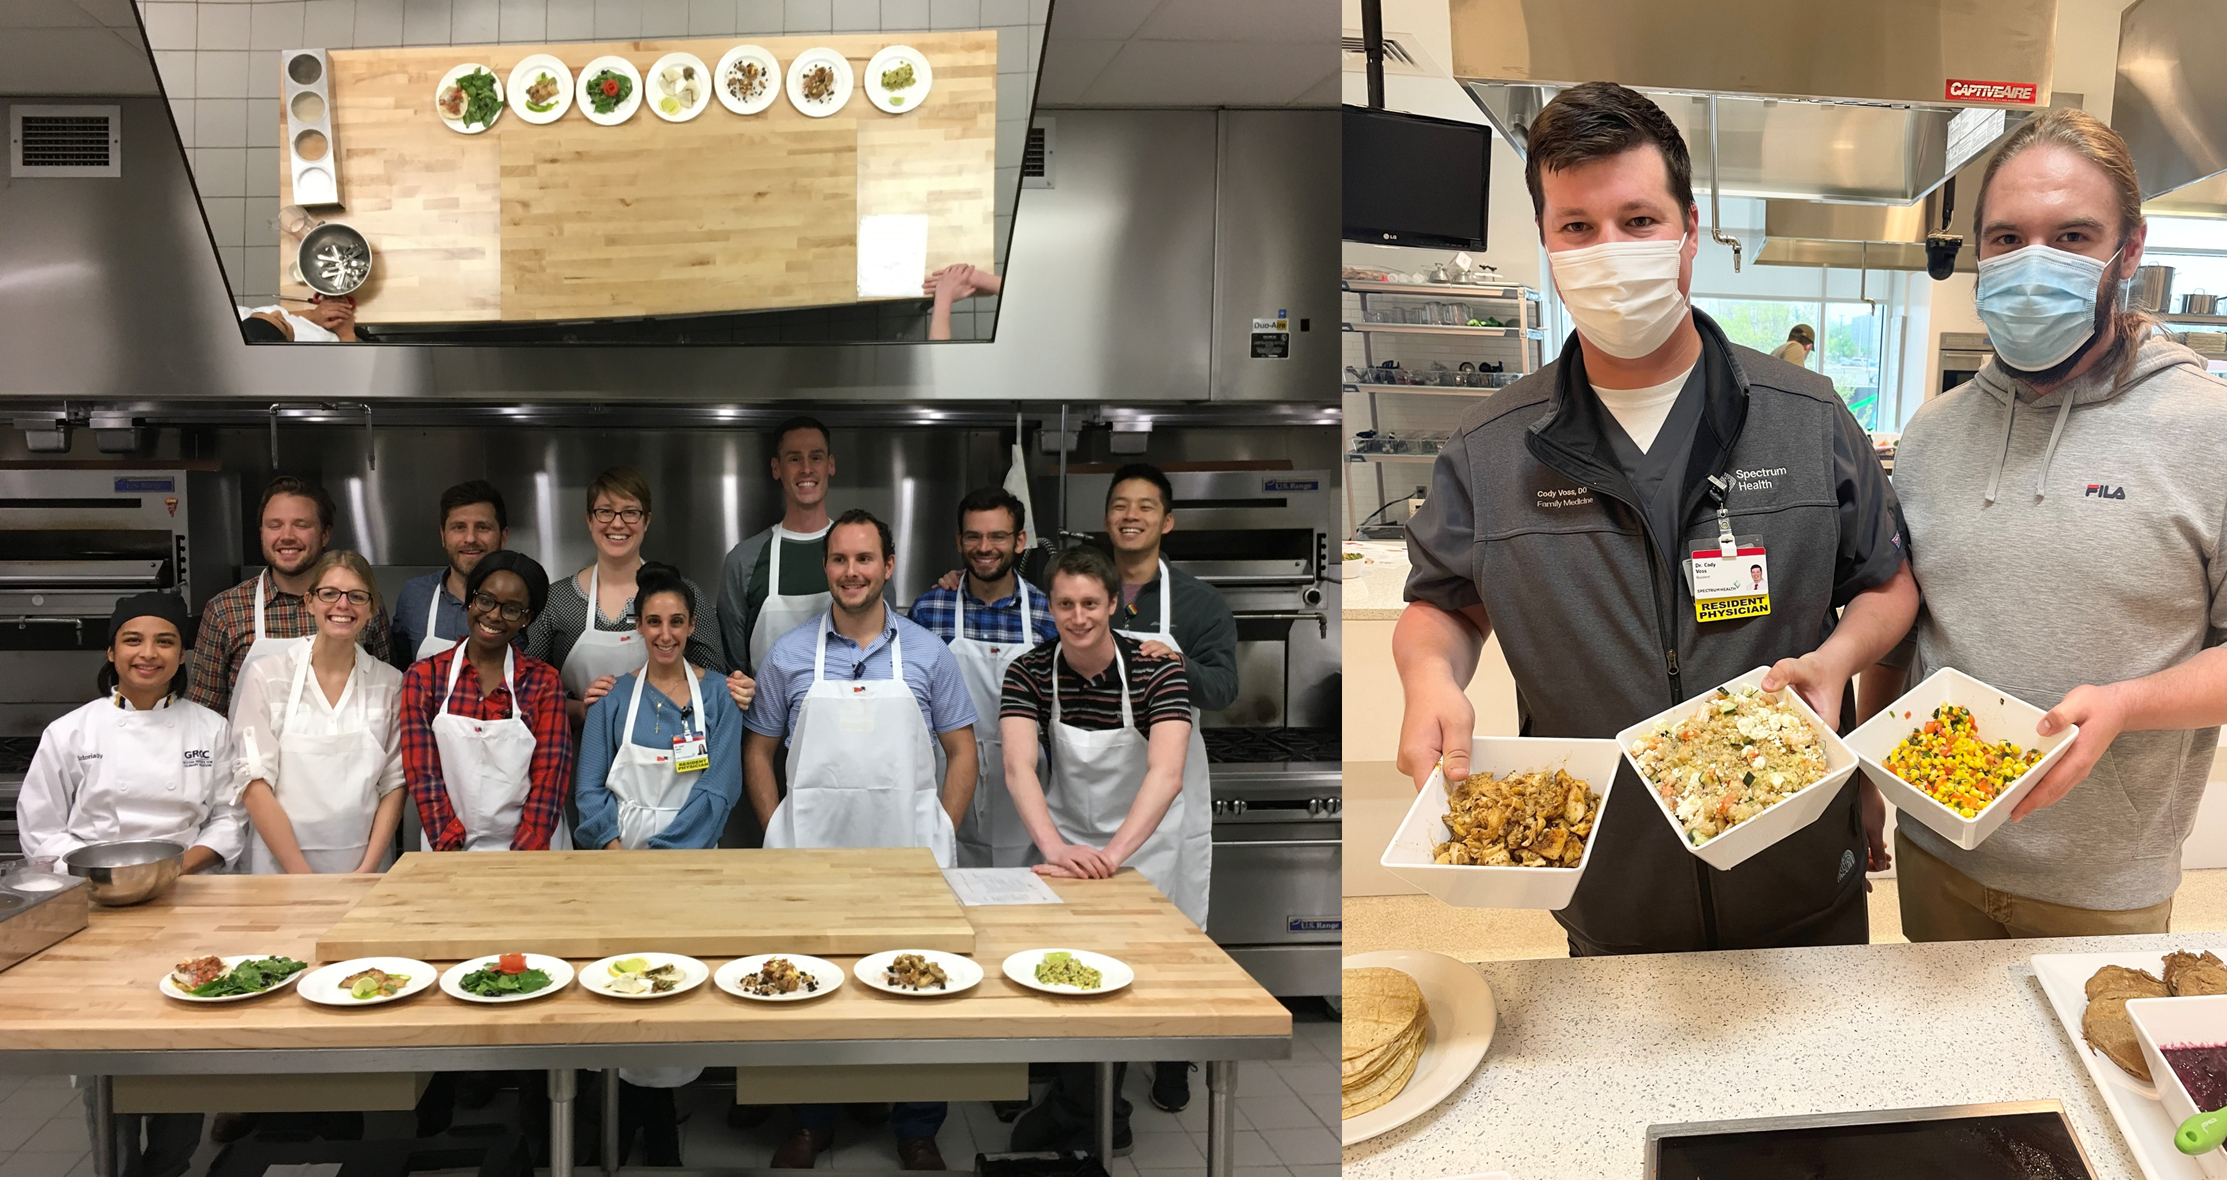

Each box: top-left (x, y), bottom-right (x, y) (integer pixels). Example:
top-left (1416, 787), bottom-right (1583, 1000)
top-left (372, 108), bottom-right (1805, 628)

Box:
top-left (1682, 474), bottom-right (1770, 624)
top-left (671, 732), bottom-right (710, 774)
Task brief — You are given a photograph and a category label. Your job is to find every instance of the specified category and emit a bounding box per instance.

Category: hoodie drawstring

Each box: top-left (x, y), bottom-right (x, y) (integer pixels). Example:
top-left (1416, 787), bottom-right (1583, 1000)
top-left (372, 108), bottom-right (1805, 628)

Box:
top-left (1984, 395), bottom-right (2015, 505)
top-left (2036, 392), bottom-right (2076, 500)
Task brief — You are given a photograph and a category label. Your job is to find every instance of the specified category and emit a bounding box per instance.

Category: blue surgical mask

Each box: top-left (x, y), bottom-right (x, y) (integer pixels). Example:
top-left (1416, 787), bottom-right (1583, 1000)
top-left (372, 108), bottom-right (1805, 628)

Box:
top-left (1974, 243), bottom-right (2120, 371)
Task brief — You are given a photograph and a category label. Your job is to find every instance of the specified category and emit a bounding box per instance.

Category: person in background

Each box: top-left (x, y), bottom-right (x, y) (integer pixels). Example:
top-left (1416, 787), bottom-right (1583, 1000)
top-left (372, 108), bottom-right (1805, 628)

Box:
top-left (721, 417), bottom-right (837, 679)
top-left (924, 263), bottom-right (1001, 341)
top-left (745, 510), bottom-right (976, 1172)
top-left (1769, 323), bottom-right (1815, 367)
top-left (232, 550), bottom-right (405, 874)
top-left (402, 551), bottom-right (573, 852)
top-left (21, 593), bottom-right (241, 1176)
top-left (1857, 108), bottom-right (2227, 940)
top-left (391, 480), bottom-right (509, 670)
top-left (999, 546), bottom-right (1197, 1156)
top-left (908, 487), bottom-right (1058, 868)
top-left (527, 466), bottom-right (724, 729)
top-left (190, 475), bottom-right (393, 714)
top-left (238, 295), bottom-right (361, 343)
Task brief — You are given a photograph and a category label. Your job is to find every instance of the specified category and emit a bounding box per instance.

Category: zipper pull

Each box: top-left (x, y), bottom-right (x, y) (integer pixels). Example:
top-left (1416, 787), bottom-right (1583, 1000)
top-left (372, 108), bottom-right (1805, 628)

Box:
top-left (1666, 649), bottom-right (1680, 677)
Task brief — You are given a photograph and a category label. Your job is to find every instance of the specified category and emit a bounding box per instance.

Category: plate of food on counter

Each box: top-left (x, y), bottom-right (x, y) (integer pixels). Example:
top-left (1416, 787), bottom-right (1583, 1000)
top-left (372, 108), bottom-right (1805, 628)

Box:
top-left (506, 54), bottom-right (572, 124)
top-left (159, 954), bottom-right (309, 1003)
top-left (1002, 948), bottom-right (1133, 996)
top-left (1341, 950), bottom-right (1494, 1146)
top-left (786, 46), bottom-right (853, 117)
top-left (855, 949), bottom-right (980, 997)
top-left (439, 952), bottom-right (573, 1004)
top-left (2035, 948), bottom-right (2227, 1179)
top-left (434, 62), bottom-right (505, 133)
top-left (646, 52), bottom-right (711, 122)
top-left (298, 957), bottom-right (436, 1007)
top-left (714, 44), bottom-right (780, 115)
top-left (715, 953), bottom-right (843, 1002)
top-left (577, 55), bottom-right (643, 126)
top-left (1844, 668), bottom-right (2076, 850)
top-left (863, 44), bottom-right (931, 113)
top-left (1379, 735), bottom-right (1620, 909)
top-left (581, 953), bottom-right (708, 999)
top-left (1618, 667), bottom-right (1858, 871)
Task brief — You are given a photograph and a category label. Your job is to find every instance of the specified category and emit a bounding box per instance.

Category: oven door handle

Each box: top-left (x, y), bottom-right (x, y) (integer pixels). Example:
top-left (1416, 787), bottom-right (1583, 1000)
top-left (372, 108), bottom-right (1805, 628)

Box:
top-left (1226, 610), bottom-right (1328, 638)
top-left (1204, 838), bottom-right (1341, 847)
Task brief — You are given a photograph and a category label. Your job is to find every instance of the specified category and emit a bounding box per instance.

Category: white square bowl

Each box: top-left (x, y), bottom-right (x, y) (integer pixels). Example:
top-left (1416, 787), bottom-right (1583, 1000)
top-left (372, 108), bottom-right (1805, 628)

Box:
top-left (2129, 994), bottom-right (2227, 1178)
top-left (1378, 735), bottom-right (1624, 910)
top-left (1842, 667), bottom-right (2077, 851)
top-left (1615, 666), bottom-right (1859, 872)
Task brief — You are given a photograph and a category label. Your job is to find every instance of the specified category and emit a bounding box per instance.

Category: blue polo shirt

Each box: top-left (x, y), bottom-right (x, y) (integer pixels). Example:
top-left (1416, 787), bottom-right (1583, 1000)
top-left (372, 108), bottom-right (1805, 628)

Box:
top-left (743, 610), bottom-right (977, 741)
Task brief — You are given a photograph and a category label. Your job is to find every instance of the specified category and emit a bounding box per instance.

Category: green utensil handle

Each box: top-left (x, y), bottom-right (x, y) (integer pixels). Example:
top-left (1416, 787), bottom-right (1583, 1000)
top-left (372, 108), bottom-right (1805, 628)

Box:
top-left (2177, 1110), bottom-right (2227, 1155)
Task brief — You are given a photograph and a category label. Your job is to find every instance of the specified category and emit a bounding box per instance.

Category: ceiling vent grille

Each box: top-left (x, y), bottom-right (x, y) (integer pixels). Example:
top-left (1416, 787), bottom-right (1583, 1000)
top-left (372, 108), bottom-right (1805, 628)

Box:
top-left (1339, 32), bottom-right (1437, 77)
top-left (1022, 118), bottom-right (1053, 189)
top-left (11, 106), bottom-right (121, 178)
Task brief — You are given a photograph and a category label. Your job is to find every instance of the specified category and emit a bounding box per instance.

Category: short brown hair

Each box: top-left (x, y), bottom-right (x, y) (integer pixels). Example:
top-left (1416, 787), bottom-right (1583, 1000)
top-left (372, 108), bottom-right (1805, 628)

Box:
top-left (585, 466), bottom-right (652, 516)
top-left (1050, 545), bottom-right (1119, 602)
top-left (306, 548), bottom-right (382, 617)
top-left (259, 475), bottom-right (334, 533)
top-left (1524, 81), bottom-right (1694, 228)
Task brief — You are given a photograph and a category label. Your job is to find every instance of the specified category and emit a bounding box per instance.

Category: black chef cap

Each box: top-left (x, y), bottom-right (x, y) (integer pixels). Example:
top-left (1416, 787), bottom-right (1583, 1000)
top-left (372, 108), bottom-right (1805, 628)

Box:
top-left (109, 593), bottom-right (189, 642)
top-left (466, 550), bottom-right (549, 620)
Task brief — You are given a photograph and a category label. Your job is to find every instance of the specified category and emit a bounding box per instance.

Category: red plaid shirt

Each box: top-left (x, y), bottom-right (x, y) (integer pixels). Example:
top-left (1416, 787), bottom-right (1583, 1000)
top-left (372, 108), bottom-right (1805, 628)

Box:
top-left (187, 573), bottom-right (393, 712)
top-left (399, 646), bottom-right (573, 851)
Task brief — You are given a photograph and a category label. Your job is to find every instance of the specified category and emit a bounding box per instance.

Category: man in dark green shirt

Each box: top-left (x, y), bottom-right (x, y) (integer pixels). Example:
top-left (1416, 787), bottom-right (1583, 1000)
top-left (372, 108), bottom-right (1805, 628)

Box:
top-left (719, 416), bottom-right (837, 678)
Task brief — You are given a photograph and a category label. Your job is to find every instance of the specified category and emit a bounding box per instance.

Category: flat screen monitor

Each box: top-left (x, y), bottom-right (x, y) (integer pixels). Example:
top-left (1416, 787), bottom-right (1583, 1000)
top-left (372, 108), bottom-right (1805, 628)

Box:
top-left (1342, 105), bottom-right (1490, 250)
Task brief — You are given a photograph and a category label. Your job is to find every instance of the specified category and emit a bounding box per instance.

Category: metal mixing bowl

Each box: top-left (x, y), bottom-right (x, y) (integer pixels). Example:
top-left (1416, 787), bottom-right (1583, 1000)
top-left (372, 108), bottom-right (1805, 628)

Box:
top-left (298, 222), bottom-right (373, 296)
top-left (64, 840), bottom-right (185, 906)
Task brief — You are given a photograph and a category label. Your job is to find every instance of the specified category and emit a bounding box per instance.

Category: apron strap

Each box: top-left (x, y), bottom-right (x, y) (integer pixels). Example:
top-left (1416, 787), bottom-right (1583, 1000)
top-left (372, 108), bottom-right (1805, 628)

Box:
top-left (283, 639), bottom-right (313, 730)
top-left (621, 662), bottom-right (648, 739)
top-left (811, 614), bottom-right (830, 685)
top-left (953, 583), bottom-right (964, 639)
top-left (890, 622), bottom-right (903, 680)
top-left (253, 571), bottom-right (268, 641)
top-left (1155, 559), bottom-right (1172, 642)
top-left (1018, 583), bottom-right (1031, 639)
top-left (425, 577), bottom-right (445, 644)
top-left (581, 566), bottom-right (598, 641)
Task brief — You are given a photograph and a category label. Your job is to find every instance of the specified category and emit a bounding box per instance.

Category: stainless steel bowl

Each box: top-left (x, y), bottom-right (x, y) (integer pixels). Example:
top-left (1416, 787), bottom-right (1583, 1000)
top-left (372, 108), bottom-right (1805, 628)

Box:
top-left (297, 222), bottom-right (373, 296)
top-left (64, 840), bottom-right (185, 906)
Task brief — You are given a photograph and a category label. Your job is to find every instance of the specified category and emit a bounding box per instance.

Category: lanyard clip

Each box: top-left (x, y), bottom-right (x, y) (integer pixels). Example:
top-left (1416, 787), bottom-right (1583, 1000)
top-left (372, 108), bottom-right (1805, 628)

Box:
top-left (1707, 475), bottom-right (1736, 558)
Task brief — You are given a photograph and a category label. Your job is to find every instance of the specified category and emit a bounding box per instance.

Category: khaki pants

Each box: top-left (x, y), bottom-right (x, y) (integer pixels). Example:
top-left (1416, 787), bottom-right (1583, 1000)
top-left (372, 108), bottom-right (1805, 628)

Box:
top-left (1895, 830), bottom-right (2173, 941)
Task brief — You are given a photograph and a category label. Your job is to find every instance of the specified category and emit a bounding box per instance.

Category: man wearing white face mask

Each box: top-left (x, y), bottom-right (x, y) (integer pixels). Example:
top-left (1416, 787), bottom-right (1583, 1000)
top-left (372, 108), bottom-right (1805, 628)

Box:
top-left (1395, 82), bottom-right (1919, 956)
top-left (1857, 109), bottom-right (2227, 941)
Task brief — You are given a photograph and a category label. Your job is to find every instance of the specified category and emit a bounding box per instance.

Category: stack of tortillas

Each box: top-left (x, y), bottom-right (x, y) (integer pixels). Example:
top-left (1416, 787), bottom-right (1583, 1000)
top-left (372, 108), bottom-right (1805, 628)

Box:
top-left (1343, 967), bottom-right (1427, 1119)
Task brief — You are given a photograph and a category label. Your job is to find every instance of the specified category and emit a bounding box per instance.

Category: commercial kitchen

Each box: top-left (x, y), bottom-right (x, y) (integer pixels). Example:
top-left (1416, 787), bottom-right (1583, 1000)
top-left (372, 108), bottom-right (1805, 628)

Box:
top-left (0, 0), bottom-right (1343, 1176)
top-left (1339, 0), bottom-right (2227, 1177)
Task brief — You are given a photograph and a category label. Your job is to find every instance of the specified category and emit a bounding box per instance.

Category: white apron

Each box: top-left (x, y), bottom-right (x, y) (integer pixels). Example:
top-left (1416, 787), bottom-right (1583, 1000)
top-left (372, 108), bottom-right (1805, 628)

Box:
top-left (949, 588), bottom-right (1042, 868)
top-left (232, 573), bottom-right (301, 713)
top-left (1113, 560), bottom-right (1211, 930)
top-left (246, 646), bottom-right (387, 874)
top-left (765, 619), bottom-right (954, 866)
top-left (747, 528), bottom-right (832, 671)
top-left (608, 667), bottom-right (708, 850)
top-left (431, 647), bottom-right (541, 851)
top-left (415, 579), bottom-right (459, 662)
top-left (560, 565), bottom-right (645, 700)
top-left (1041, 641), bottom-right (1192, 921)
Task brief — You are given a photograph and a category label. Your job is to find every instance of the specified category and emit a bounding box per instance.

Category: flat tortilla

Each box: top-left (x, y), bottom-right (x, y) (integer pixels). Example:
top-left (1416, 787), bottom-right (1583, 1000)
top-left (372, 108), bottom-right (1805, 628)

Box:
top-left (1342, 1034), bottom-right (1424, 1120)
top-left (1342, 968), bottom-right (1424, 1062)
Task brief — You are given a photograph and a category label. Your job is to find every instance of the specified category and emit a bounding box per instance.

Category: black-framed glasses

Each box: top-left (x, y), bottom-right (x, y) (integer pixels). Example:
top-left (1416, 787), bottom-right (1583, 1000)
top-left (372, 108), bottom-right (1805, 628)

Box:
top-left (468, 591), bottom-right (529, 623)
top-left (589, 507), bottom-right (647, 524)
top-left (311, 587), bottom-right (372, 606)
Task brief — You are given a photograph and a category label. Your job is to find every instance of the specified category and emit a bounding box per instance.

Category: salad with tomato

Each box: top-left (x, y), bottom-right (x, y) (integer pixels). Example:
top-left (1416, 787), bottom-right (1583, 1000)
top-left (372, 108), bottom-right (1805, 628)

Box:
top-left (586, 69), bottom-right (632, 115)
top-left (459, 952), bottom-right (554, 997)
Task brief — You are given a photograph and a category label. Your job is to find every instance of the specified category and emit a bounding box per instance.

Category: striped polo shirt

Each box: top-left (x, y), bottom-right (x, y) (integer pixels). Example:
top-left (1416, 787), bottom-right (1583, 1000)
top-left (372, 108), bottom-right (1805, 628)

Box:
top-left (999, 633), bottom-right (1190, 735)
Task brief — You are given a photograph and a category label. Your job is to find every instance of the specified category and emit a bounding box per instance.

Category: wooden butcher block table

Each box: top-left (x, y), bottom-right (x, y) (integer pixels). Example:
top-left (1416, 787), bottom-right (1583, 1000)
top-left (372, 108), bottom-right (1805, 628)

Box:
top-left (275, 30), bottom-right (997, 324)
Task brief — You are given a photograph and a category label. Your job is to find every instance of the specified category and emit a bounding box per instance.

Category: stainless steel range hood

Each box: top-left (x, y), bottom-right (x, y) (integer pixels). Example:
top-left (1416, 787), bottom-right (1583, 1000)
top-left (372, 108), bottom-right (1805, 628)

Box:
top-left (2114, 0), bottom-right (2227, 213)
top-left (1755, 191), bottom-right (1979, 273)
top-left (1449, 0), bottom-right (2056, 205)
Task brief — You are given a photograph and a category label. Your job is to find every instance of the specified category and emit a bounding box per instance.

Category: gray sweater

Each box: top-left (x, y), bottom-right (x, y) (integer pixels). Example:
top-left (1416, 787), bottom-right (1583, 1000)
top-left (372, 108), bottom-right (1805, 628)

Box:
top-left (1892, 335), bottom-right (2227, 909)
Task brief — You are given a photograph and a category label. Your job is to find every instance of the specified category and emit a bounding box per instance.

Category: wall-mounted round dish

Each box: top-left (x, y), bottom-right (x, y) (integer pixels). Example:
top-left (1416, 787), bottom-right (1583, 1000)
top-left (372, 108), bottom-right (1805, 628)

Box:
top-left (434, 62), bottom-right (505, 133)
top-left (646, 52), bottom-right (711, 122)
top-left (864, 45), bottom-right (932, 113)
top-left (785, 47), bottom-right (853, 117)
top-left (508, 54), bottom-right (573, 124)
top-left (714, 44), bottom-right (780, 115)
top-left (577, 55), bottom-right (643, 125)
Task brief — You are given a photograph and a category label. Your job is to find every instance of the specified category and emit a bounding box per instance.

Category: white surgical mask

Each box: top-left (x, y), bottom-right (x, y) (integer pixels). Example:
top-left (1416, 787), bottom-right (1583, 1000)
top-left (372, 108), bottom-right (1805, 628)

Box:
top-left (1549, 235), bottom-right (1689, 359)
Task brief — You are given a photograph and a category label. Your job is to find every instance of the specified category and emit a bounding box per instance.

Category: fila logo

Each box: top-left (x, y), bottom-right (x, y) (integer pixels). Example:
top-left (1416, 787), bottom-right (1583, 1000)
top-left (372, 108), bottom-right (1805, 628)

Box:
top-left (2084, 484), bottom-right (2127, 500)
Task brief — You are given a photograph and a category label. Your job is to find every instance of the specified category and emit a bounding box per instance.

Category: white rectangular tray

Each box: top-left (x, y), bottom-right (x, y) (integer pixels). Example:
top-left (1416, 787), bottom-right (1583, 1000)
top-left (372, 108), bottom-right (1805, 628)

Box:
top-left (2033, 948), bottom-right (2222, 1180)
top-left (1844, 667), bottom-right (2077, 850)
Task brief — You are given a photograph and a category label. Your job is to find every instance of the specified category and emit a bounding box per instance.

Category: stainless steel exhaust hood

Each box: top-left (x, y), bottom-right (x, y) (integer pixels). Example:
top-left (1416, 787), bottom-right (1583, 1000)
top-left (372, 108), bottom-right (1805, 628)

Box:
top-left (2113, 0), bottom-right (2227, 213)
top-left (1755, 191), bottom-right (1978, 273)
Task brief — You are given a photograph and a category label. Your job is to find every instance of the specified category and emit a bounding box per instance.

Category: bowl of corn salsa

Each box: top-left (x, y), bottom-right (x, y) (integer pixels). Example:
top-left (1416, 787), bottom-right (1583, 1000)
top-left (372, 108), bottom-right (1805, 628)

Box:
top-left (1883, 704), bottom-right (2043, 818)
top-left (1844, 667), bottom-right (2079, 851)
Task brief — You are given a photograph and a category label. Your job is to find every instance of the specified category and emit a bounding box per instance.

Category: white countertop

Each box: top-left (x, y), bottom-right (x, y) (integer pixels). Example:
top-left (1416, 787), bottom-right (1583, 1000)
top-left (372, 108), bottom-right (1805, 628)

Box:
top-left (1343, 540), bottom-right (1411, 620)
top-left (1339, 932), bottom-right (2214, 1180)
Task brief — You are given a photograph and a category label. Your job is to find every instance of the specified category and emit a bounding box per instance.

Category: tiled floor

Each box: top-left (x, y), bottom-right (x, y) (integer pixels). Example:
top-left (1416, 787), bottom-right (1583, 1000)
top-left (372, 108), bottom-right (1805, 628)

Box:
top-left (0, 1007), bottom-right (1337, 1177)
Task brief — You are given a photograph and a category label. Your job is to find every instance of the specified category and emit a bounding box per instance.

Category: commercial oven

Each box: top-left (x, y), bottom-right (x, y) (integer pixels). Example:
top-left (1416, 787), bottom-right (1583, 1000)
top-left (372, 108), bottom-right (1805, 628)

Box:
top-left (1938, 332), bottom-right (1994, 397)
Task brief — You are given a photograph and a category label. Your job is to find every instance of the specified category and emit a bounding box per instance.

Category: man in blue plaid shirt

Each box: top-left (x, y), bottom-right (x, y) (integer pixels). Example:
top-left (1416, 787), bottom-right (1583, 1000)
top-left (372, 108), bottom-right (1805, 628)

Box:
top-left (908, 487), bottom-right (1058, 870)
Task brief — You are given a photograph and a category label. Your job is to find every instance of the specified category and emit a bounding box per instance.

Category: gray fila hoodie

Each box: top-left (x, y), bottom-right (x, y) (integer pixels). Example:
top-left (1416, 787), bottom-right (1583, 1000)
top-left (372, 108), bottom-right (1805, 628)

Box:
top-left (1892, 334), bottom-right (2227, 909)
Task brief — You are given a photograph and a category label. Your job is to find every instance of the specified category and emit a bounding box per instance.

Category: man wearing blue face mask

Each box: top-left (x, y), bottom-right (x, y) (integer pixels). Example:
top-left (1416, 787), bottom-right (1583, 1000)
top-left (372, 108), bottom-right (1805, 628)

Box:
top-left (1858, 108), bottom-right (2227, 941)
top-left (1394, 81), bottom-right (1920, 956)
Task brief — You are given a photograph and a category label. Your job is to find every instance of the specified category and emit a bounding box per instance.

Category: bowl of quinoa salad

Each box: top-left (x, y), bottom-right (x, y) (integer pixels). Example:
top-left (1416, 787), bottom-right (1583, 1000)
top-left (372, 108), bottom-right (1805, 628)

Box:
top-left (1617, 667), bottom-right (1859, 871)
top-left (1844, 667), bottom-right (2076, 852)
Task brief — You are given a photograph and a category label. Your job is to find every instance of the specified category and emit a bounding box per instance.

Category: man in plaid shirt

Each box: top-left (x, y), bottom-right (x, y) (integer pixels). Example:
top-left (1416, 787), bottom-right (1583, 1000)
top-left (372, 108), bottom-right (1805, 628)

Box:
top-left (906, 487), bottom-right (1059, 650)
top-left (187, 476), bottom-right (391, 712)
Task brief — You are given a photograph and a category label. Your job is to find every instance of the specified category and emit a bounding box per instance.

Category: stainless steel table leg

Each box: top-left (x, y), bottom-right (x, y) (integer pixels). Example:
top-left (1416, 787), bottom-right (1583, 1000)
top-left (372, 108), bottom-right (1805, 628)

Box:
top-left (549, 1067), bottom-right (577, 1177)
top-left (603, 1068), bottom-right (621, 1175)
top-left (91, 1076), bottom-right (116, 1177)
top-left (1094, 1062), bottom-right (1115, 1164)
top-left (1205, 1062), bottom-right (1236, 1177)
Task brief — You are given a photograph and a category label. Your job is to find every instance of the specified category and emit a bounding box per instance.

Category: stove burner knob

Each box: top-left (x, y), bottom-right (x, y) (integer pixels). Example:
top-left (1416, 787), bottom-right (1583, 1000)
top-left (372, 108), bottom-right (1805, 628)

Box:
top-left (1306, 798), bottom-right (1324, 817)
top-left (1327, 797), bottom-right (1342, 816)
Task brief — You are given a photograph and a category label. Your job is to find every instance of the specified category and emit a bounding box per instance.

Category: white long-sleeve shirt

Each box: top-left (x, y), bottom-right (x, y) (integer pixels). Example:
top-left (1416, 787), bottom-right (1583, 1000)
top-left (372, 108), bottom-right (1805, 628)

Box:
top-left (229, 637), bottom-right (404, 805)
top-left (18, 694), bottom-right (246, 866)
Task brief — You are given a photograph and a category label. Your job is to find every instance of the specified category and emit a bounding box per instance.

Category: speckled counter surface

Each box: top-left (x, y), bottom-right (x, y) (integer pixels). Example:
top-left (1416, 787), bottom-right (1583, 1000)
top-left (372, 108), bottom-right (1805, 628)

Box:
top-left (1341, 932), bottom-right (2218, 1179)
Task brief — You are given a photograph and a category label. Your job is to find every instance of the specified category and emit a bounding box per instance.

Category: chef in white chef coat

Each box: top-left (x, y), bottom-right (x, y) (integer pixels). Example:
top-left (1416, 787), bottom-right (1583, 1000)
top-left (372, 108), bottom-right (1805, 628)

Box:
top-left (19, 593), bottom-right (246, 872)
top-left (232, 550), bottom-right (407, 874)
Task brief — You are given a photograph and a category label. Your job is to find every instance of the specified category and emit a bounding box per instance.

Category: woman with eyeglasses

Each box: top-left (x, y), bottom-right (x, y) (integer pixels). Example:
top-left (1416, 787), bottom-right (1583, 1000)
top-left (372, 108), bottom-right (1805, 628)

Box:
top-left (231, 550), bottom-right (406, 874)
top-left (526, 467), bottom-right (730, 728)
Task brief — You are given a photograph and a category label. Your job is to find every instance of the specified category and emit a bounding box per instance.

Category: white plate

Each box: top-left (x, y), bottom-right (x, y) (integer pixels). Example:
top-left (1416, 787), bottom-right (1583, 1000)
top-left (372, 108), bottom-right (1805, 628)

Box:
top-left (2032, 949), bottom-right (2217, 1180)
top-left (1001, 948), bottom-right (1134, 996)
top-left (580, 952), bottom-right (709, 999)
top-left (157, 954), bottom-right (308, 1004)
top-left (1616, 666), bottom-right (1860, 871)
top-left (1844, 667), bottom-right (2078, 851)
top-left (506, 54), bottom-right (572, 124)
top-left (438, 953), bottom-right (575, 1004)
top-left (714, 954), bottom-right (845, 1002)
top-left (645, 51), bottom-right (712, 122)
top-left (713, 44), bottom-right (780, 115)
top-left (863, 44), bottom-right (932, 114)
top-left (1381, 736), bottom-right (1623, 910)
top-left (434, 62), bottom-right (504, 133)
top-left (854, 949), bottom-right (981, 997)
top-left (1341, 949), bottom-right (1495, 1147)
top-left (576, 55), bottom-right (643, 126)
top-left (297, 957), bottom-right (437, 1007)
top-left (785, 47), bottom-right (853, 117)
